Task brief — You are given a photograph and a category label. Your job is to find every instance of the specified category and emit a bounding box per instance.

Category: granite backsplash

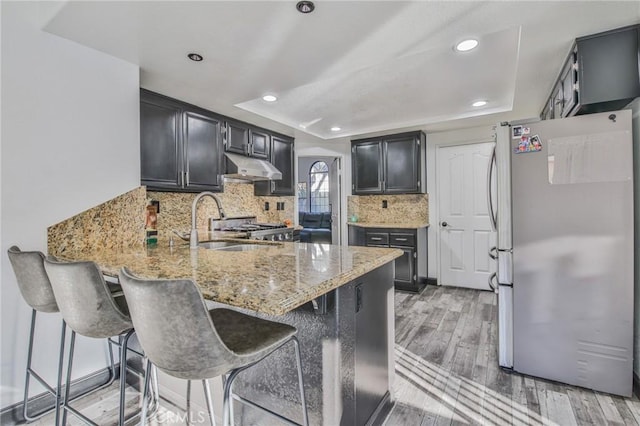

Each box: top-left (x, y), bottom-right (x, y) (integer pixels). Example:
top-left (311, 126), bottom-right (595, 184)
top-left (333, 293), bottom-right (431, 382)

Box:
top-left (48, 186), bottom-right (147, 257)
top-left (47, 182), bottom-right (295, 254)
top-left (149, 181), bottom-right (294, 242)
top-left (347, 193), bottom-right (428, 224)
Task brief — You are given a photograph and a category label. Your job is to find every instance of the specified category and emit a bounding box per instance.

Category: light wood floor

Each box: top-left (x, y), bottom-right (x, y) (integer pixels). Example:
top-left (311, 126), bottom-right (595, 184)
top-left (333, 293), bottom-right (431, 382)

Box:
top-left (387, 285), bottom-right (640, 425)
top-left (28, 286), bottom-right (640, 425)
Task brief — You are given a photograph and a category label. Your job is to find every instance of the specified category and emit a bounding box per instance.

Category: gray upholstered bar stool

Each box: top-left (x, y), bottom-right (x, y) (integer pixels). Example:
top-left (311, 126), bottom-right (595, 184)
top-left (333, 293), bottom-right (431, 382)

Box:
top-left (7, 246), bottom-right (84, 425)
top-left (119, 268), bottom-right (309, 426)
top-left (44, 258), bottom-right (150, 426)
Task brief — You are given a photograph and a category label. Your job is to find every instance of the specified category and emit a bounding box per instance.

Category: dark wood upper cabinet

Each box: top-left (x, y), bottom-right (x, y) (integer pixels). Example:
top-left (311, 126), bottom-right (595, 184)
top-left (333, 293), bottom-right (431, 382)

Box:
top-left (351, 131), bottom-right (425, 195)
top-left (352, 141), bottom-right (383, 194)
top-left (183, 111), bottom-right (223, 191)
top-left (140, 95), bottom-right (182, 190)
top-left (140, 89), bottom-right (223, 192)
top-left (225, 120), bottom-right (250, 156)
top-left (254, 134), bottom-right (295, 196)
top-left (249, 128), bottom-right (270, 160)
top-left (541, 24), bottom-right (640, 119)
top-left (384, 134), bottom-right (421, 193)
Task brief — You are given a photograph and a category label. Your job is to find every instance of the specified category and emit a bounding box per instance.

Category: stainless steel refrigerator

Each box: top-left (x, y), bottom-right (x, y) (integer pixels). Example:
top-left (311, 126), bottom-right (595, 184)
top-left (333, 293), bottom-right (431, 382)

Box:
top-left (488, 109), bottom-right (634, 397)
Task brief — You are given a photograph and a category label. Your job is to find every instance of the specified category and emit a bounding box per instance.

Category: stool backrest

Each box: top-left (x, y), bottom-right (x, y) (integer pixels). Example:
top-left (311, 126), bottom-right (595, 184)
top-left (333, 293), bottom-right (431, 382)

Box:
top-left (118, 268), bottom-right (237, 380)
top-left (44, 258), bottom-right (132, 338)
top-left (7, 246), bottom-right (58, 313)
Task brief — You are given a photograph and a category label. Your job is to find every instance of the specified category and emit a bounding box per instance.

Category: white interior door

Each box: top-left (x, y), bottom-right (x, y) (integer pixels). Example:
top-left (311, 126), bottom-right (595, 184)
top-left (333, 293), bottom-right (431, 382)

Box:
top-left (437, 142), bottom-right (496, 290)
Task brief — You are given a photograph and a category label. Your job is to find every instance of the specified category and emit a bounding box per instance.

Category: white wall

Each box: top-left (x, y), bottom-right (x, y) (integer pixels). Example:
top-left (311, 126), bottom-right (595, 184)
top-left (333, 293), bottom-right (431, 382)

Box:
top-left (426, 125), bottom-right (496, 281)
top-left (1, 2), bottom-right (140, 408)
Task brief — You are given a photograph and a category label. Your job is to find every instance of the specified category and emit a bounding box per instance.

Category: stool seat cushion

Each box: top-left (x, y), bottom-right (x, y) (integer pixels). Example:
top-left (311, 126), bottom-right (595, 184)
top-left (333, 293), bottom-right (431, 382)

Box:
top-left (211, 308), bottom-right (296, 357)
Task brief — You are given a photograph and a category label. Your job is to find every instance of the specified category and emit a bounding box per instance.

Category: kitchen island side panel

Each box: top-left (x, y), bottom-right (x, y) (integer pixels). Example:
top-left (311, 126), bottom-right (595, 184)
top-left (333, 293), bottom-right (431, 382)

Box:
top-left (230, 262), bottom-right (395, 426)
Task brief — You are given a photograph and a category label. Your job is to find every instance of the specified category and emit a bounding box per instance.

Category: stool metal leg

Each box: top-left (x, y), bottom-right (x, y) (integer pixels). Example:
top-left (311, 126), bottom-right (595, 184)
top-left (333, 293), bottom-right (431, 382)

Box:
top-left (22, 309), bottom-right (37, 422)
top-left (140, 359), bottom-right (152, 426)
top-left (118, 329), bottom-right (135, 426)
top-left (292, 336), bottom-right (309, 426)
top-left (186, 380), bottom-right (192, 425)
top-left (222, 336), bottom-right (309, 426)
top-left (54, 320), bottom-right (67, 426)
top-left (203, 379), bottom-right (216, 426)
top-left (22, 311), bottom-right (67, 424)
top-left (222, 369), bottom-right (241, 426)
top-left (61, 330), bottom-right (75, 426)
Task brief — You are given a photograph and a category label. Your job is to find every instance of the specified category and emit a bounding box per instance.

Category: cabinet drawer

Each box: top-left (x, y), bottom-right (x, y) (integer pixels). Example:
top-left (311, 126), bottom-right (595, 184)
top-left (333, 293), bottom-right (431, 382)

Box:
top-left (389, 233), bottom-right (415, 247)
top-left (366, 232), bottom-right (389, 246)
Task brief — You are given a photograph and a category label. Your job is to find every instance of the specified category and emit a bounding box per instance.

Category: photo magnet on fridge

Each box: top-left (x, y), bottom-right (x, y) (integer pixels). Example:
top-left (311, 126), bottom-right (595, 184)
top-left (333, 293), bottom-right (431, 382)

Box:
top-left (514, 135), bottom-right (542, 154)
top-left (512, 125), bottom-right (523, 139)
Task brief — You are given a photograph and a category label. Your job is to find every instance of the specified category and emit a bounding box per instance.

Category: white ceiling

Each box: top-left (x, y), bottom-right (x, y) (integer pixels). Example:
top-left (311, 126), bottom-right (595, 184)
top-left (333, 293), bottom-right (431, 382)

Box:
top-left (42, 1), bottom-right (640, 140)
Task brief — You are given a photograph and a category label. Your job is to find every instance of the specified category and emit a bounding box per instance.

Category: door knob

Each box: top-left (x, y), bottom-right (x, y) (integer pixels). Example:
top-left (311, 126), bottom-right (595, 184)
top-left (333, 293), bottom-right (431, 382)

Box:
top-left (441, 221), bottom-right (448, 227)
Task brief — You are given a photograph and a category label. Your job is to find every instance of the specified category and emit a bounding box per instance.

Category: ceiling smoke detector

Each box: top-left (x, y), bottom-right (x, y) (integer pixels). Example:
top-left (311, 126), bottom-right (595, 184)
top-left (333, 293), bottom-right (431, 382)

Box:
top-left (296, 1), bottom-right (315, 14)
top-left (187, 53), bottom-right (203, 62)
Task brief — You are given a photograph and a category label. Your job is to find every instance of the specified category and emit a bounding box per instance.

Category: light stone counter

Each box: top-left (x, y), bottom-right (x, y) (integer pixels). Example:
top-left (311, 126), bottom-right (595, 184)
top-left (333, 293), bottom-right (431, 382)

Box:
top-left (54, 239), bottom-right (402, 316)
top-left (347, 222), bottom-right (429, 229)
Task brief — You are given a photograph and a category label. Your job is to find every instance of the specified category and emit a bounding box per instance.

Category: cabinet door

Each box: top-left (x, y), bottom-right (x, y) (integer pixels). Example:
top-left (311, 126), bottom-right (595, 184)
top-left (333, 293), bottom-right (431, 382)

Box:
top-left (352, 141), bottom-right (383, 194)
top-left (249, 128), bottom-right (270, 159)
top-left (561, 52), bottom-right (578, 117)
top-left (552, 82), bottom-right (564, 119)
top-left (392, 246), bottom-right (415, 285)
top-left (225, 120), bottom-right (250, 155)
top-left (184, 111), bottom-right (223, 192)
top-left (271, 135), bottom-right (295, 195)
top-left (140, 95), bottom-right (182, 190)
top-left (384, 135), bottom-right (420, 193)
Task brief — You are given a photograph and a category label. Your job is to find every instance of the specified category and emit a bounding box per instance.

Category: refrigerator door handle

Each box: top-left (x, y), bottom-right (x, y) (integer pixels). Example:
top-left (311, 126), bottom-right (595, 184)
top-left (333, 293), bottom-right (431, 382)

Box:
top-left (487, 145), bottom-right (497, 232)
top-left (489, 246), bottom-right (498, 260)
top-left (488, 272), bottom-right (498, 291)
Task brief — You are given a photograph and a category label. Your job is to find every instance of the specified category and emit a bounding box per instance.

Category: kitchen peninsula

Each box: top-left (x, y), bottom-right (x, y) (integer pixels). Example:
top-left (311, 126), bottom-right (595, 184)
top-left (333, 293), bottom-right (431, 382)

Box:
top-left (47, 187), bottom-right (402, 425)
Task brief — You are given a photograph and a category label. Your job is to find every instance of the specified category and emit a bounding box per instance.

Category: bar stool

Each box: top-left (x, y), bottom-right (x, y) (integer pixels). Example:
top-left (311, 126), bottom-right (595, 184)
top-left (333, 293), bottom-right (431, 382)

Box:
top-left (44, 258), bottom-right (153, 426)
top-left (7, 246), bottom-right (81, 425)
top-left (119, 268), bottom-right (309, 426)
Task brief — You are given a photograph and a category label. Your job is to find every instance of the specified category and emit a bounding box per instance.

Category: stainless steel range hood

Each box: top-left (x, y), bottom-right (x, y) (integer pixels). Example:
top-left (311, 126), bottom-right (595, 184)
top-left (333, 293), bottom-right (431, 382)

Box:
top-left (224, 152), bottom-right (282, 181)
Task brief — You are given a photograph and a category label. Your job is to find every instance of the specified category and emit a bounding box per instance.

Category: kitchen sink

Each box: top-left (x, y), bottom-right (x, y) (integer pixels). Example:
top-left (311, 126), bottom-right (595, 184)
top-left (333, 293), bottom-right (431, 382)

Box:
top-left (198, 241), bottom-right (274, 251)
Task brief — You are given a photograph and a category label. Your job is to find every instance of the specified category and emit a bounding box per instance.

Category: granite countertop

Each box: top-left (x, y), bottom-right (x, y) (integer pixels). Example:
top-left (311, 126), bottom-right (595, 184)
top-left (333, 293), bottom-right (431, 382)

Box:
top-left (347, 222), bottom-right (430, 229)
top-left (54, 238), bottom-right (402, 316)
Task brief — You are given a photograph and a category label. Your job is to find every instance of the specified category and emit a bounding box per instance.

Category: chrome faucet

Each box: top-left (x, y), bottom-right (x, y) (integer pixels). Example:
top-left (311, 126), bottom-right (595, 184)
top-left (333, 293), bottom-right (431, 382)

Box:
top-left (190, 192), bottom-right (226, 249)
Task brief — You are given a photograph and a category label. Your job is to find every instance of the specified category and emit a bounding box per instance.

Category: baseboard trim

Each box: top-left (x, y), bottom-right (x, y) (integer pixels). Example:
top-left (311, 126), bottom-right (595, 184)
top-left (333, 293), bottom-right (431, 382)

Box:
top-left (425, 277), bottom-right (438, 286)
top-left (0, 365), bottom-right (119, 425)
top-left (368, 391), bottom-right (394, 426)
top-left (633, 371), bottom-right (640, 399)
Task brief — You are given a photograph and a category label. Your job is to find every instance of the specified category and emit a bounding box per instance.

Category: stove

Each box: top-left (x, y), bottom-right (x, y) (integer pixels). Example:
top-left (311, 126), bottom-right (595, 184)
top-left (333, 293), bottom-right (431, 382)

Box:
top-left (210, 216), bottom-right (294, 241)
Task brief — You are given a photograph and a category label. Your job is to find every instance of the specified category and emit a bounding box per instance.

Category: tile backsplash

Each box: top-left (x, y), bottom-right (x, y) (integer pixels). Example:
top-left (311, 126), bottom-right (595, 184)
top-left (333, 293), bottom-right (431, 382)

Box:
top-left (48, 186), bottom-right (147, 256)
top-left (348, 193), bottom-right (429, 224)
top-left (149, 181), bottom-right (294, 241)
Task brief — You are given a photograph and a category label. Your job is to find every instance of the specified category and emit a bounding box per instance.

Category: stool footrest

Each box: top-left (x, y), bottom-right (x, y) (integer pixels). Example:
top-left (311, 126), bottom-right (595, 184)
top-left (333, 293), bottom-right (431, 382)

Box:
top-left (231, 393), bottom-right (302, 426)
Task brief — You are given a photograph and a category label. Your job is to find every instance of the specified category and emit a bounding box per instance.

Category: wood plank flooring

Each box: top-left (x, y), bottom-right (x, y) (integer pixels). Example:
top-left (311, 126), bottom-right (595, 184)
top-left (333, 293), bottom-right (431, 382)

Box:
top-left (387, 285), bottom-right (640, 426)
top-left (26, 285), bottom-right (640, 425)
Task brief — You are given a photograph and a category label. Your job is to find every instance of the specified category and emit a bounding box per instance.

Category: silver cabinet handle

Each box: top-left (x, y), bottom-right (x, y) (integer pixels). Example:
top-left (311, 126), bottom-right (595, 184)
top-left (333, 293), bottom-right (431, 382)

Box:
top-left (488, 272), bottom-right (497, 291)
top-left (370, 237), bottom-right (382, 241)
top-left (489, 246), bottom-right (498, 260)
top-left (395, 238), bottom-right (407, 242)
top-left (186, 171), bottom-right (190, 186)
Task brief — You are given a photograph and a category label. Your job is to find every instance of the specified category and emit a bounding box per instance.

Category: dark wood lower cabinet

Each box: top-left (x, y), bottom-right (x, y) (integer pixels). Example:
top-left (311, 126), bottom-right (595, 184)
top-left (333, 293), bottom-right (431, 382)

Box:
top-left (348, 225), bottom-right (428, 293)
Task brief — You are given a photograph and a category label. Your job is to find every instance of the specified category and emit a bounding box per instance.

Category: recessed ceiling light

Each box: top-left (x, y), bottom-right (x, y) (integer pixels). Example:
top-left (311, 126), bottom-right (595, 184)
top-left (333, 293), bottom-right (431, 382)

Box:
top-left (262, 95), bottom-right (277, 102)
top-left (330, 127), bottom-right (341, 132)
top-left (472, 100), bottom-right (487, 107)
top-left (455, 39), bottom-right (478, 52)
top-left (296, 1), bottom-right (315, 13)
top-left (187, 53), bottom-right (203, 62)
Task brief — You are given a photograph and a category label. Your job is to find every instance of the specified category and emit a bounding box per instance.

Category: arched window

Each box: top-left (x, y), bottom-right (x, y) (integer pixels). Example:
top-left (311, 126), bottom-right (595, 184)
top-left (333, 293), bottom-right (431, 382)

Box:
top-left (309, 161), bottom-right (329, 213)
